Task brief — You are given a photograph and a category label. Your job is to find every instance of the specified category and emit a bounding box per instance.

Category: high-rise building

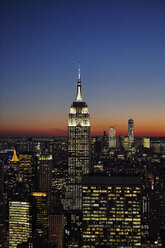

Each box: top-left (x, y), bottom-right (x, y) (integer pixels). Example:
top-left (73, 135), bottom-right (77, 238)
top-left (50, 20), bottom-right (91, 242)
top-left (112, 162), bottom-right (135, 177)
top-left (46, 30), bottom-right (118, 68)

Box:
top-left (123, 136), bottom-right (129, 150)
top-left (66, 65), bottom-right (90, 210)
top-left (0, 160), bottom-right (4, 248)
top-left (38, 154), bottom-right (52, 194)
top-left (31, 192), bottom-right (48, 241)
top-left (48, 191), bottom-right (64, 248)
top-left (82, 175), bottom-right (141, 248)
top-left (48, 214), bottom-right (64, 248)
top-left (9, 201), bottom-right (32, 248)
top-left (8, 150), bottom-right (19, 198)
top-left (143, 137), bottom-right (150, 149)
top-left (128, 118), bottom-right (134, 148)
top-left (109, 127), bottom-right (116, 149)
top-left (19, 153), bottom-right (36, 194)
top-left (65, 65), bottom-right (90, 248)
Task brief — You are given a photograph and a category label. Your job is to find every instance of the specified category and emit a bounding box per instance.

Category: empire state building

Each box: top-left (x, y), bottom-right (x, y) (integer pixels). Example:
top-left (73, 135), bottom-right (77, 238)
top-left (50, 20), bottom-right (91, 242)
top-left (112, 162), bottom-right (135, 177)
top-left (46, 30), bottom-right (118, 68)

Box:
top-left (66, 65), bottom-right (90, 210)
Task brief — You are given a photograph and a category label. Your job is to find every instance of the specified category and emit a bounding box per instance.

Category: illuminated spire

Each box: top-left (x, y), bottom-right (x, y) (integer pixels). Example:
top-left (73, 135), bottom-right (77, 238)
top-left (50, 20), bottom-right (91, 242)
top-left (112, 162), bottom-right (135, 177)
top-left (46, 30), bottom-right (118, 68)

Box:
top-left (76, 61), bottom-right (83, 101)
top-left (11, 149), bottom-right (19, 162)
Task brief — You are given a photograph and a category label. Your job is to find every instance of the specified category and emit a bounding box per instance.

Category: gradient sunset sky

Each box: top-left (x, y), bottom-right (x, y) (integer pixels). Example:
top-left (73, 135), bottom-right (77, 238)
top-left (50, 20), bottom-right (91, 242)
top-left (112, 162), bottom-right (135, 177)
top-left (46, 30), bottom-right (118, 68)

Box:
top-left (1, 0), bottom-right (165, 136)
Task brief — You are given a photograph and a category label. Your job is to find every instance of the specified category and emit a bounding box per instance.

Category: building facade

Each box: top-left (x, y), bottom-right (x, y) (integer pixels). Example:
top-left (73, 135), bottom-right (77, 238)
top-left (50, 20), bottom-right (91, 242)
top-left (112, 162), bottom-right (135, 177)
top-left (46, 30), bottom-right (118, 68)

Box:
top-left (66, 66), bottom-right (90, 210)
top-left (65, 66), bottom-right (90, 247)
top-left (9, 201), bottom-right (32, 248)
top-left (128, 119), bottom-right (134, 148)
top-left (109, 127), bottom-right (116, 149)
top-left (19, 153), bottom-right (36, 194)
top-left (8, 150), bottom-right (19, 199)
top-left (38, 154), bottom-right (52, 194)
top-left (48, 214), bottom-right (64, 248)
top-left (31, 192), bottom-right (48, 241)
top-left (0, 160), bottom-right (4, 248)
top-left (82, 176), bottom-right (141, 248)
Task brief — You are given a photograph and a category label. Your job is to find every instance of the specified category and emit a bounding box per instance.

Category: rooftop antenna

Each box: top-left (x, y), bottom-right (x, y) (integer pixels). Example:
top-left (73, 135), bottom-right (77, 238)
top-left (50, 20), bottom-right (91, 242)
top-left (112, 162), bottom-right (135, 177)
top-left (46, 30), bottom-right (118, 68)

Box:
top-left (78, 60), bottom-right (81, 82)
top-left (76, 61), bottom-right (83, 101)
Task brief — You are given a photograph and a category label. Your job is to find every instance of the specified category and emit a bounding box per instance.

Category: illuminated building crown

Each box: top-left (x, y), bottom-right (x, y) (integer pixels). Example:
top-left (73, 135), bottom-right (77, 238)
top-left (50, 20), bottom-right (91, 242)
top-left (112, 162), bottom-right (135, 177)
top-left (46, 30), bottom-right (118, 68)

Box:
top-left (11, 149), bottom-right (19, 162)
top-left (68, 63), bottom-right (90, 127)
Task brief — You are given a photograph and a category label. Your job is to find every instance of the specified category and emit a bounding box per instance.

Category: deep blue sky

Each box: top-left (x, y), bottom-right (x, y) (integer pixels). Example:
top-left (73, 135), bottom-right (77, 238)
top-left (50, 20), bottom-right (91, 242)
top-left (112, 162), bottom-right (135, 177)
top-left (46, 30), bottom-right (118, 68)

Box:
top-left (1, 0), bottom-right (165, 136)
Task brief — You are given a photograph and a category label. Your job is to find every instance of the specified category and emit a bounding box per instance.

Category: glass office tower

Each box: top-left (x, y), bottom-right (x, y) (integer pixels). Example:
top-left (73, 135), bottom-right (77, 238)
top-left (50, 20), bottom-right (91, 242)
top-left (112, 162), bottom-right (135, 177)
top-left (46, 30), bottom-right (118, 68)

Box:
top-left (82, 176), bottom-right (141, 248)
top-left (9, 201), bottom-right (32, 248)
top-left (128, 119), bottom-right (134, 148)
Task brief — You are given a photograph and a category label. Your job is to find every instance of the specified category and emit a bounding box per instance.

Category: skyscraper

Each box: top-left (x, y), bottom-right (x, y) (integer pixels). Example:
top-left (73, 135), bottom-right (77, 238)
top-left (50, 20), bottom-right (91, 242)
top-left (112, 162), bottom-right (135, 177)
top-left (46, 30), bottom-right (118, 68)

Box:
top-left (128, 118), bottom-right (134, 148)
top-left (82, 175), bottom-right (141, 248)
top-left (9, 201), bottom-right (32, 248)
top-left (38, 154), bottom-right (52, 194)
top-left (65, 65), bottom-right (90, 248)
top-left (19, 153), bottom-right (36, 194)
top-left (8, 150), bottom-right (19, 199)
top-left (0, 160), bottom-right (4, 248)
top-left (31, 192), bottom-right (48, 242)
top-left (48, 214), bottom-right (64, 248)
top-left (66, 64), bottom-right (90, 210)
top-left (109, 127), bottom-right (116, 149)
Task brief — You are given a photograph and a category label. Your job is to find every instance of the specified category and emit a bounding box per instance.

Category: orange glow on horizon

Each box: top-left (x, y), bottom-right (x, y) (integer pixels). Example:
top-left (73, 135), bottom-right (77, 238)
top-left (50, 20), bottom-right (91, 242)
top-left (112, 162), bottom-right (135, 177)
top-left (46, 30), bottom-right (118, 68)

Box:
top-left (1, 116), bottom-right (165, 137)
top-left (0, 125), bottom-right (165, 137)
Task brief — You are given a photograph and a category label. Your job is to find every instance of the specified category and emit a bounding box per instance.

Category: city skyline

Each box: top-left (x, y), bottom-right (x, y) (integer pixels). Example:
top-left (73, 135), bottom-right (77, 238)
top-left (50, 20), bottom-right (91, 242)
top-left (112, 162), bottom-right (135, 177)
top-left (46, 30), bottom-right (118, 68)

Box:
top-left (1, 0), bottom-right (165, 137)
